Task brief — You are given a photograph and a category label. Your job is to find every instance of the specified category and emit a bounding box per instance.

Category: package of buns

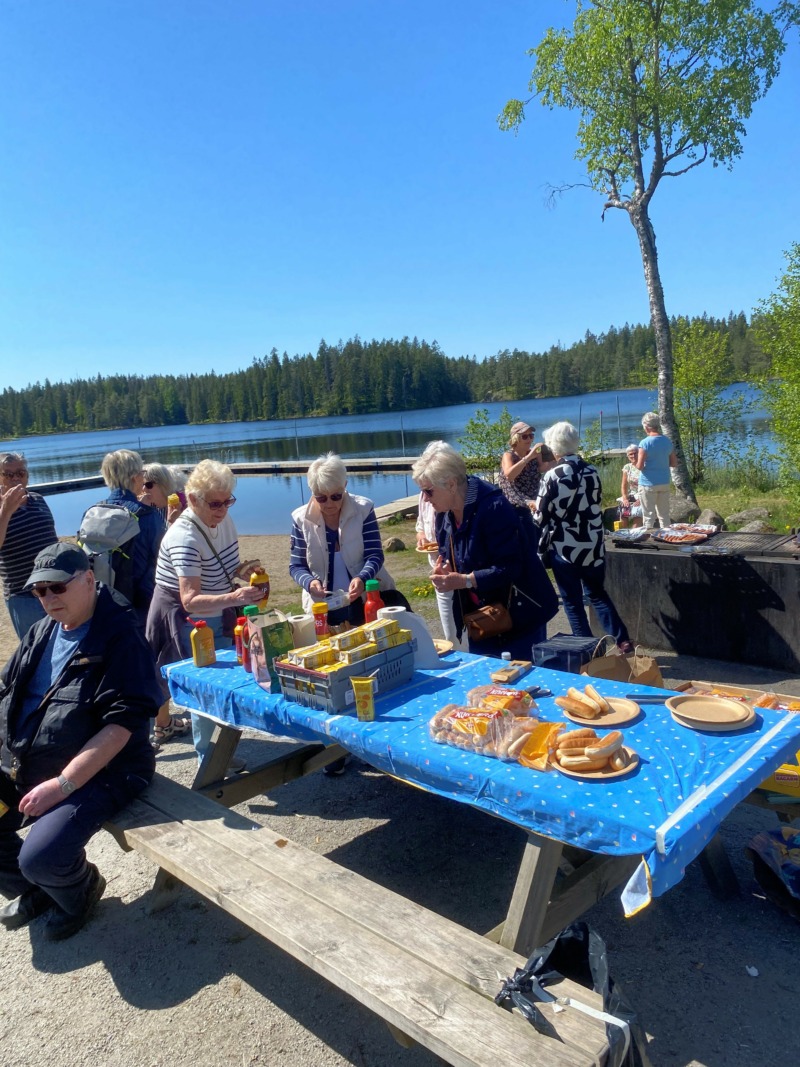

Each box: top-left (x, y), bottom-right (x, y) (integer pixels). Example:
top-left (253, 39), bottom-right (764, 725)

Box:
top-left (466, 685), bottom-right (535, 716)
top-left (429, 703), bottom-right (541, 760)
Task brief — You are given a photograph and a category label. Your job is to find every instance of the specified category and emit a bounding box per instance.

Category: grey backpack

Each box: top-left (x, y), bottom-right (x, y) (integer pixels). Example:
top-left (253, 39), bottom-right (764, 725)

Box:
top-left (77, 502), bottom-right (141, 602)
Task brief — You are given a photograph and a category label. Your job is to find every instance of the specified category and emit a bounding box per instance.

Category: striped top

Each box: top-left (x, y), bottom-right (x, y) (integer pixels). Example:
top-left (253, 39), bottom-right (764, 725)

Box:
top-left (154, 511), bottom-right (239, 617)
top-left (0, 492), bottom-right (58, 597)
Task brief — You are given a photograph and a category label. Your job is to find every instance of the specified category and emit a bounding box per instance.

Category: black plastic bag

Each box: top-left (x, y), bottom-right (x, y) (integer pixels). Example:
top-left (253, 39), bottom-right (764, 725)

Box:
top-left (495, 922), bottom-right (652, 1067)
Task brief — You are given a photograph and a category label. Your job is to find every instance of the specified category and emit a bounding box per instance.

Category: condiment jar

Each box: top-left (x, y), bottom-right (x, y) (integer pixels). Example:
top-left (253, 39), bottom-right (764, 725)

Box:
top-left (190, 619), bottom-right (216, 667)
top-left (312, 601), bottom-right (330, 637)
top-left (241, 604), bottom-right (260, 672)
top-left (249, 570), bottom-right (271, 612)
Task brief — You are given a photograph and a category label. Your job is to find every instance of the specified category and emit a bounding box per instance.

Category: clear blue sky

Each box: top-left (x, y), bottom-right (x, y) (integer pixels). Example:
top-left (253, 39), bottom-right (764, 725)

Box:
top-left (2, 1), bottom-right (797, 392)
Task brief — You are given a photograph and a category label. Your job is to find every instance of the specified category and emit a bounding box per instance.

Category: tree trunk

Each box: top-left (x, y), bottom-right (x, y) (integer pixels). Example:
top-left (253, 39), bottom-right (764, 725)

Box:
top-left (628, 204), bottom-right (698, 505)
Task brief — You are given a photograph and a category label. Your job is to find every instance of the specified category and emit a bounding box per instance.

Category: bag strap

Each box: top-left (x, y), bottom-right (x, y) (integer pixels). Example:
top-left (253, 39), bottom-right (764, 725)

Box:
top-left (185, 515), bottom-right (238, 591)
top-left (590, 634), bottom-right (619, 660)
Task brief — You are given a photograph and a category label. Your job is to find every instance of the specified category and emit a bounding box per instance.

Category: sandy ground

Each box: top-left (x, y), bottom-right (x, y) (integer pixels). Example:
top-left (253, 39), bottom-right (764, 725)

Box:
top-left (2, 533), bottom-right (799, 1067)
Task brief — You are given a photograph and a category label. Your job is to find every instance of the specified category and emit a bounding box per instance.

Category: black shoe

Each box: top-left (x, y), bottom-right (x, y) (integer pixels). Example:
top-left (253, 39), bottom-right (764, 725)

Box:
top-left (43, 865), bottom-right (106, 942)
top-left (0, 886), bottom-right (52, 931)
top-left (323, 755), bottom-right (348, 777)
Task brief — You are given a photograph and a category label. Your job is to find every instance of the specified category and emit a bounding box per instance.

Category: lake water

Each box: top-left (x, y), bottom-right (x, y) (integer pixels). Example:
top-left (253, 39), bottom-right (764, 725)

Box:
top-left (2, 386), bottom-right (769, 536)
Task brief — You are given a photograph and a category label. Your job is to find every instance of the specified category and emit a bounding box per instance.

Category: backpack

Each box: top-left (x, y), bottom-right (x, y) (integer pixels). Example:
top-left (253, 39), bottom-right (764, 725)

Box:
top-left (77, 502), bottom-right (141, 603)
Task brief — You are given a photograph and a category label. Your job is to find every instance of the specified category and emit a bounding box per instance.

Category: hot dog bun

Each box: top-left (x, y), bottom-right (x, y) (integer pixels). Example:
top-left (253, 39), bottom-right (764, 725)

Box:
top-left (583, 683), bottom-right (611, 714)
top-left (555, 695), bottom-right (600, 719)
top-left (557, 730), bottom-right (598, 752)
top-left (609, 748), bottom-right (630, 771)
top-left (558, 753), bottom-right (609, 771)
top-left (585, 730), bottom-right (623, 759)
top-left (568, 686), bottom-right (601, 713)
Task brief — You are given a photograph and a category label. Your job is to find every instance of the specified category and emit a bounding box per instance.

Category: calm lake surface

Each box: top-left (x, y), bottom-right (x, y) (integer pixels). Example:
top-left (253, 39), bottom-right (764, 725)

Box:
top-left (2, 387), bottom-right (769, 536)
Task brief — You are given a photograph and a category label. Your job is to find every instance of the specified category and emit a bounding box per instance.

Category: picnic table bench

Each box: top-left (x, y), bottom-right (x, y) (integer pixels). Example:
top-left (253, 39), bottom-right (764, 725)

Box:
top-left (105, 771), bottom-right (612, 1067)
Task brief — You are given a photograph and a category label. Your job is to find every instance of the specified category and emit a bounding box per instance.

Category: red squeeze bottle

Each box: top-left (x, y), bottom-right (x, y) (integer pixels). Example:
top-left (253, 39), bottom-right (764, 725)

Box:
top-left (364, 580), bottom-right (385, 624)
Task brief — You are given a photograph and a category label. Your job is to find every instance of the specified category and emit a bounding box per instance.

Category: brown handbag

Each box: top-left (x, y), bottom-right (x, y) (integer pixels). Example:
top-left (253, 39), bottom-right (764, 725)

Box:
top-left (463, 602), bottom-right (513, 642)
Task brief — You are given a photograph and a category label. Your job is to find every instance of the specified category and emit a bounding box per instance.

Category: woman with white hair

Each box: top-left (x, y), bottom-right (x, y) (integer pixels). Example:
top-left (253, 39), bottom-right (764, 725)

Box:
top-left (138, 462), bottom-right (188, 527)
top-left (289, 452), bottom-right (400, 629)
top-left (636, 412), bottom-right (677, 529)
top-left (412, 441), bottom-right (557, 657)
top-left (534, 422), bottom-right (633, 654)
top-left (618, 444), bottom-right (643, 528)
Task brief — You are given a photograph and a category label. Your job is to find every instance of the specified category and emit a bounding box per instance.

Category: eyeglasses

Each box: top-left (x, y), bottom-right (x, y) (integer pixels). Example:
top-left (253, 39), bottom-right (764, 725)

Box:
top-left (420, 486), bottom-right (436, 497)
top-left (519, 432), bottom-right (534, 440)
top-left (1, 469), bottom-right (28, 480)
top-left (30, 574), bottom-right (81, 598)
top-left (314, 493), bottom-right (343, 504)
top-left (204, 496), bottom-right (236, 510)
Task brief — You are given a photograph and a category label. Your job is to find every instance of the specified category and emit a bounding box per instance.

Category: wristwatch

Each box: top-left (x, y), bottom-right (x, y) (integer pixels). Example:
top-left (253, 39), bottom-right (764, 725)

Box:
top-left (464, 575), bottom-right (474, 590)
top-left (57, 774), bottom-right (77, 796)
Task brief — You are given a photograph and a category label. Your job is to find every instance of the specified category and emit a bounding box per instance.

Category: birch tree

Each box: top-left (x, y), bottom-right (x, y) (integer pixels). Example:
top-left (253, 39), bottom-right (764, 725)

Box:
top-left (500, 0), bottom-right (798, 506)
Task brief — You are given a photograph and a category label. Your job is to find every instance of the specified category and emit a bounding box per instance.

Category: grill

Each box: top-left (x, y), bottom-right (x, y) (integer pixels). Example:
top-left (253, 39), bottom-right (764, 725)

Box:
top-left (611, 531), bottom-right (799, 558)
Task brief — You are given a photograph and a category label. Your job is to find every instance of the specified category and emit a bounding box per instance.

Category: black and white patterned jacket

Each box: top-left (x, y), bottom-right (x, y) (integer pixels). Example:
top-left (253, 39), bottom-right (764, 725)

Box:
top-left (533, 454), bottom-right (605, 569)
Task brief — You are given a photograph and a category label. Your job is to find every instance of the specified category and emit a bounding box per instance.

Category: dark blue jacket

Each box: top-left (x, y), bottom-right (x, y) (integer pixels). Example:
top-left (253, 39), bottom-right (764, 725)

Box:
top-left (105, 488), bottom-right (164, 617)
top-left (436, 476), bottom-right (557, 644)
top-left (0, 586), bottom-right (160, 789)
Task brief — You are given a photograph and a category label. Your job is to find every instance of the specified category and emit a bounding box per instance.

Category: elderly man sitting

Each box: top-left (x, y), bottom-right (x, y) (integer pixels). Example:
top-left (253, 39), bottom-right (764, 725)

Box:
top-left (0, 543), bottom-right (161, 940)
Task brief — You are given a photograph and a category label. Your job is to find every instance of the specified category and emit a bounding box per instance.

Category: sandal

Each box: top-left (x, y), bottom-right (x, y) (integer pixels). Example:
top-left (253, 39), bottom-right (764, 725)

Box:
top-left (154, 715), bottom-right (191, 743)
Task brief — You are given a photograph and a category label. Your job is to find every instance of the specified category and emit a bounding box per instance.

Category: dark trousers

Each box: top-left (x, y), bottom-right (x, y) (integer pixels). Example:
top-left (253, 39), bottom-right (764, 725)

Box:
top-left (549, 554), bottom-right (630, 645)
top-left (0, 768), bottom-right (149, 915)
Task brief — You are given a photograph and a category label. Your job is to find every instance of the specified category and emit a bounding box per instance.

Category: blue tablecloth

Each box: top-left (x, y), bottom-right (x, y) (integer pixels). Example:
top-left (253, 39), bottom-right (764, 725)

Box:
top-left (166, 650), bottom-right (800, 914)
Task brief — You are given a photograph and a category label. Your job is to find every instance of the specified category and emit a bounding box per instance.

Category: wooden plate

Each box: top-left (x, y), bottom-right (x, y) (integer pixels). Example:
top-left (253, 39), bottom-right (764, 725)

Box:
top-left (670, 707), bottom-right (757, 733)
top-left (562, 696), bottom-right (641, 727)
top-left (554, 747), bottom-right (639, 780)
top-left (433, 639), bottom-right (454, 656)
top-left (665, 694), bottom-right (751, 725)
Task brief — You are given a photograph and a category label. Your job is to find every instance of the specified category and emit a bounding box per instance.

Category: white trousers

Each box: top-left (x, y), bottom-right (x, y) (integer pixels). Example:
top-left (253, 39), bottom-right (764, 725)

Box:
top-left (639, 483), bottom-right (671, 529)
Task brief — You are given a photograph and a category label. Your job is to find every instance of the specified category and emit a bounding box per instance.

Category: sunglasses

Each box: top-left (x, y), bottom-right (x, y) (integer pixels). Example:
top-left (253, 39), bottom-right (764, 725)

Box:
top-left (142, 480), bottom-right (160, 490)
top-left (1, 469), bottom-right (28, 479)
top-left (420, 486), bottom-right (436, 497)
top-left (314, 493), bottom-right (343, 504)
top-left (519, 432), bottom-right (534, 440)
top-left (204, 496), bottom-right (236, 510)
top-left (31, 574), bottom-right (81, 598)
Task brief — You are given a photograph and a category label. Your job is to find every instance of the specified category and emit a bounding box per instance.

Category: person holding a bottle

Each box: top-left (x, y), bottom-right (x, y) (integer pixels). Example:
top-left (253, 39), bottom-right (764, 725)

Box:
top-left (289, 452), bottom-right (408, 630)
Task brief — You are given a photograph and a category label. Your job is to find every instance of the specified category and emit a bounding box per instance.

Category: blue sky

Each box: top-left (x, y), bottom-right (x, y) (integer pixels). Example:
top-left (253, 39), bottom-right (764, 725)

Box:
top-left (2, 1), bottom-right (798, 392)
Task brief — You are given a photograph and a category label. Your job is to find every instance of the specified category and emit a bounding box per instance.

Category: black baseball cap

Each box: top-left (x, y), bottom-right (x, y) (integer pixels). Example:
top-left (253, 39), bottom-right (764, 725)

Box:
top-left (24, 542), bottom-right (90, 588)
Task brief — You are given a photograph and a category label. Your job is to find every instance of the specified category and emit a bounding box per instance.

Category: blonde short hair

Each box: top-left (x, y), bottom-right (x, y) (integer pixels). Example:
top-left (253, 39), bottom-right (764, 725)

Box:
top-left (185, 459), bottom-right (236, 500)
top-left (100, 450), bottom-right (144, 490)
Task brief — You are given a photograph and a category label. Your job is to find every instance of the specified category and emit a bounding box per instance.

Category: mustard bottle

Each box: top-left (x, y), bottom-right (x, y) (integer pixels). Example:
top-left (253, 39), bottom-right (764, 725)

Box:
top-left (250, 570), bottom-right (271, 612)
top-left (190, 620), bottom-right (216, 667)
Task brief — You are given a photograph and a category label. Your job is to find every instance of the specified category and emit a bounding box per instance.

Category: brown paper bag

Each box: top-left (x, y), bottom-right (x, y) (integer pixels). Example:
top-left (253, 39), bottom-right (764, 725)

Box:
top-left (581, 646), bottom-right (664, 689)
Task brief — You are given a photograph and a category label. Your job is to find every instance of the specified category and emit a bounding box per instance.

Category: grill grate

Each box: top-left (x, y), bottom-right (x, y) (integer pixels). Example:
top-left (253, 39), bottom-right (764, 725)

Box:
top-left (611, 530), bottom-right (799, 557)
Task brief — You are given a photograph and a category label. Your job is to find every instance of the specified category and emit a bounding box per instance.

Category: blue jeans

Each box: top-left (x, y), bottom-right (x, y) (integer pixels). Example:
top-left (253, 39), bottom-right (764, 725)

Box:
top-left (5, 591), bottom-right (46, 640)
top-left (0, 768), bottom-right (149, 913)
top-left (550, 554), bottom-right (630, 645)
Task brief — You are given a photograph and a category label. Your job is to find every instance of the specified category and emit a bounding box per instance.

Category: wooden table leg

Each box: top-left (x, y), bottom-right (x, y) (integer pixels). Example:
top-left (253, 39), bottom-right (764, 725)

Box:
top-left (498, 832), bottom-right (564, 956)
top-left (192, 722), bottom-right (242, 790)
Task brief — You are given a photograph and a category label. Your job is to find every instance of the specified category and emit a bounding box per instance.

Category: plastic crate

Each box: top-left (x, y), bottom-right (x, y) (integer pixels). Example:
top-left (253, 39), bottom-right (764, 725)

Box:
top-left (275, 640), bottom-right (416, 713)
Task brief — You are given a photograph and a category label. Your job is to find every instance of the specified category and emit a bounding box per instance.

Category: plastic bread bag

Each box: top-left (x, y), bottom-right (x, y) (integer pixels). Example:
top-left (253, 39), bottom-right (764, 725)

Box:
top-left (429, 704), bottom-right (542, 760)
top-left (466, 684), bottom-right (537, 716)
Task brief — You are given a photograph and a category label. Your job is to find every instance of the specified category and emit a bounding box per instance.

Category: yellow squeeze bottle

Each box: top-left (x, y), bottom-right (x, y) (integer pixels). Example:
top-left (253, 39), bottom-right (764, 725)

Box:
top-left (250, 570), bottom-right (271, 612)
top-left (190, 620), bottom-right (216, 666)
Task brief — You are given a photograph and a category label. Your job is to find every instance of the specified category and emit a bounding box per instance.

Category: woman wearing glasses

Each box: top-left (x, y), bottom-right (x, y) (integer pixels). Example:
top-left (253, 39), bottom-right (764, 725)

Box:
top-left (146, 460), bottom-right (265, 759)
top-left (498, 422), bottom-right (554, 550)
top-left (138, 462), bottom-right (188, 526)
top-left (0, 452), bottom-right (58, 638)
top-left (289, 452), bottom-right (400, 629)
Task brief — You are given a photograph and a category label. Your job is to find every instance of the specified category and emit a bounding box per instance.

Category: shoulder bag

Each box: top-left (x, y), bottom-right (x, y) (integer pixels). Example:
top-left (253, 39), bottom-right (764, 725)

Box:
top-left (449, 534), bottom-right (513, 642)
top-left (185, 515), bottom-right (241, 638)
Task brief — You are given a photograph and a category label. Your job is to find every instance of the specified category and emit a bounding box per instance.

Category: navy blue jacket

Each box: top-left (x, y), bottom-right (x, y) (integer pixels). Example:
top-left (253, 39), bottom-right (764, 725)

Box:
top-left (0, 586), bottom-right (160, 789)
top-left (436, 476), bottom-right (557, 643)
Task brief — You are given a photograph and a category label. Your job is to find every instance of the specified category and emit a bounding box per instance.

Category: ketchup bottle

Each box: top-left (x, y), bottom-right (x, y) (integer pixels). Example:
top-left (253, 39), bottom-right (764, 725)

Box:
top-left (364, 580), bottom-right (385, 623)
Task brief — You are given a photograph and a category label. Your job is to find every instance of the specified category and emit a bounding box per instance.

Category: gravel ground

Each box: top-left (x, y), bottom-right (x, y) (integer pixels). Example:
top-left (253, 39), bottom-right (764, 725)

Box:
top-left (1, 533), bottom-right (798, 1067)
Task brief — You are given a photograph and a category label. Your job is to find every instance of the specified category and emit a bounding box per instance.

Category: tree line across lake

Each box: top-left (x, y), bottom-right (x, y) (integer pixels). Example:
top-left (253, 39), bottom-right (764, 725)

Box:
top-left (1, 312), bottom-right (765, 437)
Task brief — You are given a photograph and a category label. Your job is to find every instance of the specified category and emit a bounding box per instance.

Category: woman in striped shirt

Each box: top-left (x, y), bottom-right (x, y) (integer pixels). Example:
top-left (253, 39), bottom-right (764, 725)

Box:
top-left (147, 460), bottom-right (265, 760)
